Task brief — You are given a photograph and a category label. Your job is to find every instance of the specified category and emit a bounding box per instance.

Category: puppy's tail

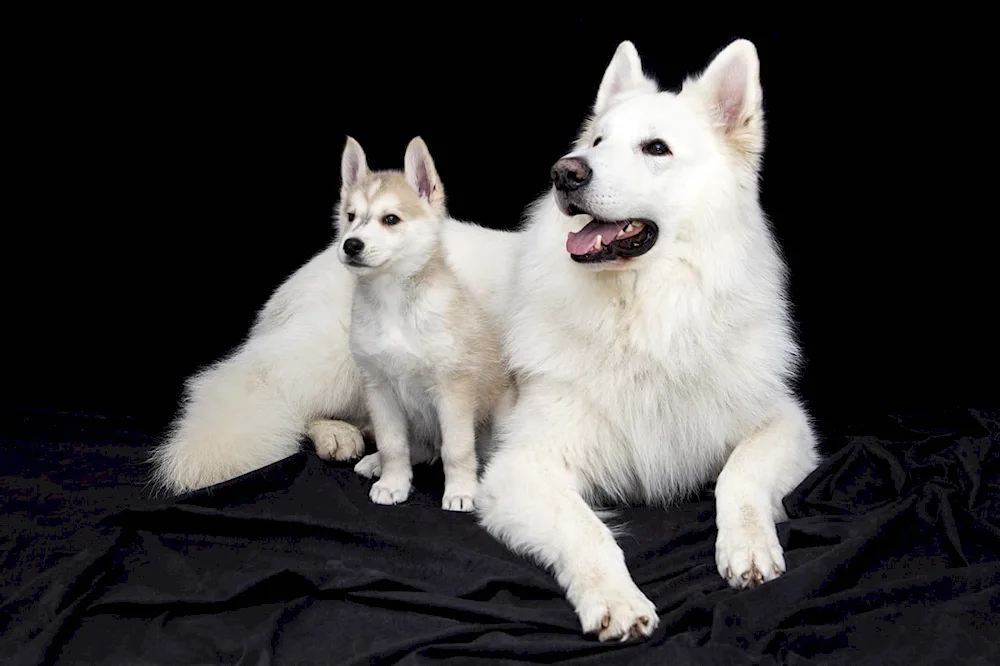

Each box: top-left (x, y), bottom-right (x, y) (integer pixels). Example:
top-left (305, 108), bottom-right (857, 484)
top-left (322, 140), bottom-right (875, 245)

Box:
top-left (148, 345), bottom-right (304, 497)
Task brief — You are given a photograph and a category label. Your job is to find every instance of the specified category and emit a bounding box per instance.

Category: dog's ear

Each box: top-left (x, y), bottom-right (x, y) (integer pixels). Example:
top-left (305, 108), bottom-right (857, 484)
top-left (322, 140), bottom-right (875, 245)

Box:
top-left (404, 136), bottom-right (446, 213)
top-left (687, 38), bottom-right (762, 137)
top-left (341, 135), bottom-right (369, 192)
top-left (593, 40), bottom-right (659, 117)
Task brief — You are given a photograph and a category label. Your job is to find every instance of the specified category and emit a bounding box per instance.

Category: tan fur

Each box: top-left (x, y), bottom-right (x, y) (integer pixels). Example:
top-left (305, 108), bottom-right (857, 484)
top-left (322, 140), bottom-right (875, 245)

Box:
top-left (416, 248), bottom-right (510, 424)
top-left (346, 171), bottom-right (435, 223)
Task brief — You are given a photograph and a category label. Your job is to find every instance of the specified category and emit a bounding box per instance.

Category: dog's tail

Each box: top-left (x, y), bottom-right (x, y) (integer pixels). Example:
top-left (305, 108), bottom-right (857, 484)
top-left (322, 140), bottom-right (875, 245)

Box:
top-left (148, 344), bottom-right (304, 497)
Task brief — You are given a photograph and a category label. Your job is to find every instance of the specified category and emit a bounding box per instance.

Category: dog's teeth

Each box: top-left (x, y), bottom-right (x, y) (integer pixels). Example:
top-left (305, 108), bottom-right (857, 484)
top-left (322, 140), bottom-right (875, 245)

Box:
top-left (593, 235), bottom-right (603, 251)
top-left (618, 223), bottom-right (634, 239)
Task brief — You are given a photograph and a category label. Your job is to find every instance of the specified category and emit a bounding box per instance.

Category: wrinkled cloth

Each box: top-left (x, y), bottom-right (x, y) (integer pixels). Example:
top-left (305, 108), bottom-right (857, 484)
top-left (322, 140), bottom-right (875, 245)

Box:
top-left (2, 406), bottom-right (998, 665)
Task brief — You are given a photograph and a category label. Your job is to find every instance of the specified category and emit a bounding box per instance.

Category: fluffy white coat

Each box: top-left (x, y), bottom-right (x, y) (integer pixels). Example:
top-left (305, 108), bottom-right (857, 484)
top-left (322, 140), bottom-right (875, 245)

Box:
top-left (474, 39), bottom-right (820, 641)
top-left (149, 198), bottom-right (517, 497)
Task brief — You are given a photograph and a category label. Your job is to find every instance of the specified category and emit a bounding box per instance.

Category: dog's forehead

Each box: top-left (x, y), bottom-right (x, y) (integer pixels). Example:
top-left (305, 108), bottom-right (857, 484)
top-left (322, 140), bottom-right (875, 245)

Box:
top-left (346, 172), bottom-right (427, 220)
top-left (597, 92), bottom-right (694, 137)
top-left (347, 174), bottom-right (407, 209)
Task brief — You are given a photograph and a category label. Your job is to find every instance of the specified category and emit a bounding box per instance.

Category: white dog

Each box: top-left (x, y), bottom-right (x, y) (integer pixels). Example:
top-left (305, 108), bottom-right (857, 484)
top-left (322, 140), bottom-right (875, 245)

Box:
top-left (149, 143), bottom-right (518, 496)
top-left (337, 135), bottom-right (512, 512)
top-left (474, 38), bottom-right (820, 642)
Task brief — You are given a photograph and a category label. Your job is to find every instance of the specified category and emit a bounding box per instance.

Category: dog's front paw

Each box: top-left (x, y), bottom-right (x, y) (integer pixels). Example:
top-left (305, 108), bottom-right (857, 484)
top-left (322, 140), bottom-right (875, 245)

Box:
top-left (354, 453), bottom-right (382, 478)
top-left (574, 579), bottom-right (659, 642)
top-left (309, 419), bottom-right (365, 462)
top-left (369, 474), bottom-right (411, 506)
top-left (716, 505), bottom-right (785, 588)
top-left (442, 477), bottom-right (477, 512)
top-left (441, 491), bottom-right (475, 512)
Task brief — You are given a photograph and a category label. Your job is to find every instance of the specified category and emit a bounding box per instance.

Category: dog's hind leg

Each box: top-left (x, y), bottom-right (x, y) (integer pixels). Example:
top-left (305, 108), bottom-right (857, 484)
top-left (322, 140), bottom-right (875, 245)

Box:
top-left (714, 396), bottom-right (820, 588)
top-left (476, 390), bottom-right (659, 642)
top-left (308, 419), bottom-right (366, 461)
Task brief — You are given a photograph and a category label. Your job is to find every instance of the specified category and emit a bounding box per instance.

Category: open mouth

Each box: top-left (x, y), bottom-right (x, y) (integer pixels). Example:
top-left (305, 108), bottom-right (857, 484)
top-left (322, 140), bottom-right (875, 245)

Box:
top-left (565, 212), bottom-right (659, 264)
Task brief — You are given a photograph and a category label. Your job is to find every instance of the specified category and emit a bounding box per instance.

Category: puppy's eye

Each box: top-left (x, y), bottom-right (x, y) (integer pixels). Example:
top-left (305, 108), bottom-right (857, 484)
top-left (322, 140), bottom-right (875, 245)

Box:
top-left (641, 140), bottom-right (671, 156)
top-left (346, 212), bottom-right (355, 222)
top-left (382, 214), bottom-right (400, 226)
top-left (593, 136), bottom-right (603, 147)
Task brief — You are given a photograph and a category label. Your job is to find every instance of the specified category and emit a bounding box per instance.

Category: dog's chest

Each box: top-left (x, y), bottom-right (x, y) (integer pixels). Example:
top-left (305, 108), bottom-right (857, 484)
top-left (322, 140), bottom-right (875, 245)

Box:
top-left (351, 283), bottom-right (449, 380)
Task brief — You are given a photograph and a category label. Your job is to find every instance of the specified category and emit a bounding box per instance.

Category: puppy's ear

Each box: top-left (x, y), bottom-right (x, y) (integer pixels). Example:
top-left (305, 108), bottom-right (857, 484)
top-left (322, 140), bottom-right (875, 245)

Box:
top-left (593, 40), bottom-right (659, 117)
top-left (404, 136), bottom-right (446, 213)
top-left (683, 38), bottom-right (764, 164)
top-left (341, 135), bottom-right (369, 192)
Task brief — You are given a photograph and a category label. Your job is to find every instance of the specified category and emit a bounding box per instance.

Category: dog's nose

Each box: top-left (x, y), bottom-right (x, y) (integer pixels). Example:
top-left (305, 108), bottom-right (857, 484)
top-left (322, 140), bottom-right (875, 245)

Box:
top-left (550, 157), bottom-right (592, 192)
top-left (342, 237), bottom-right (364, 257)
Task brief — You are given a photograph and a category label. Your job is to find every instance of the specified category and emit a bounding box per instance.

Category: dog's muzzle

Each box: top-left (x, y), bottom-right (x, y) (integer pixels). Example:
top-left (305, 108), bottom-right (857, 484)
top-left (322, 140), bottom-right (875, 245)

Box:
top-left (551, 157), bottom-right (591, 193)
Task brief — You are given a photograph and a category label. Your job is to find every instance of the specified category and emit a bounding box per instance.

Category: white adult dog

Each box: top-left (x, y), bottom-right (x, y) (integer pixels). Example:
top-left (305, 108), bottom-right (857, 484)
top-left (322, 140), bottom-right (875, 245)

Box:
top-left (474, 38), bottom-right (820, 642)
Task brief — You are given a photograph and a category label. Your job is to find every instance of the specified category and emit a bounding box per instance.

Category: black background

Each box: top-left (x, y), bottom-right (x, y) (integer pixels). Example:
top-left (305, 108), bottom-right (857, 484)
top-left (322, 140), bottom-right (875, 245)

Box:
top-left (4, 10), bottom-right (995, 438)
top-left (3, 12), bottom-right (999, 665)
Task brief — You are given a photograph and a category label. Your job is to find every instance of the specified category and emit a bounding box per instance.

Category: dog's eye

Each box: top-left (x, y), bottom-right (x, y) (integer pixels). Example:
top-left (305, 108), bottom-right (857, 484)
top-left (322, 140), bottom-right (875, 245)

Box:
top-left (346, 212), bottom-right (355, 222)
top-left (641, 140), bottom-right (671, 156)
top-left (382, 214), bottom-right (400, 226)
top-left (593, 136), bottom-right (603, 147)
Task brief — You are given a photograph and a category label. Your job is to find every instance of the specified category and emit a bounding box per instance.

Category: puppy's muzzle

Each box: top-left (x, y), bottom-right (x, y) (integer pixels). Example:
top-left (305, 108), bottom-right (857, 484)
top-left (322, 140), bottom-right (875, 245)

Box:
top-left (343, 237), bottom-right (364, 257)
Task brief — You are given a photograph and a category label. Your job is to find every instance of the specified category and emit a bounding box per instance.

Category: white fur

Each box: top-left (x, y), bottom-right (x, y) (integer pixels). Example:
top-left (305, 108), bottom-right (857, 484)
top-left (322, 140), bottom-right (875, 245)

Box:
top-left (338, 137), bottom-right (511, 512)
top-left (149, 147), bottom-right (519, 496)
top-left (475, 39), bottom-right (820, 642)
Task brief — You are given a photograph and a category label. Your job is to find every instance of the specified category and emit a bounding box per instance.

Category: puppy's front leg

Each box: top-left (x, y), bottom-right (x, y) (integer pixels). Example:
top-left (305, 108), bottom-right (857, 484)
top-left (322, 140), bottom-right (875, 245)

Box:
top-left (436, 381), bottom-right (478, 512)
top-left (365, 380), bottom-right (412, 506)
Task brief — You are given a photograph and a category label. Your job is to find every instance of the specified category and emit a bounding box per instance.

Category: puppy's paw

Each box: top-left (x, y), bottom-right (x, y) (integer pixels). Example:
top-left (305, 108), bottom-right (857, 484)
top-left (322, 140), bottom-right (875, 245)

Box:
top-left (441, 492), bottom-right (475, 512)
top-left (442, 477), bottom-right (477, 512)
top-left (575, 579), bottom-right (659, 642)
top-left (716, 504), bottom-right (785, 589)
top-left (370, 474), bottom-right (411, 506)
top-left (309, 419), bottom-right (365, 462)
top-left (354, 453), bottom-right (382, 478)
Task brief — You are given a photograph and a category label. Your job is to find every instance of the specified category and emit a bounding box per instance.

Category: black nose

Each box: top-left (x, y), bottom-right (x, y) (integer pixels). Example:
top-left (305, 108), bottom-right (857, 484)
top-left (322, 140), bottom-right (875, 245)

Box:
top-left (342, 237), bottom-right (364, 257)
top-left (550, 157), bottom-right (592, 192)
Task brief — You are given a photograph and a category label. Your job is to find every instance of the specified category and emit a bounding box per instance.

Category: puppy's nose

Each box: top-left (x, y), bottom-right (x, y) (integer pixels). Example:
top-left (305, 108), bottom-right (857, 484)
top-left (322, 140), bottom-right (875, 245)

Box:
top-left (342, 237), bottom-right (364, 257)
top-left (550, 157), bottom-right (592, 192)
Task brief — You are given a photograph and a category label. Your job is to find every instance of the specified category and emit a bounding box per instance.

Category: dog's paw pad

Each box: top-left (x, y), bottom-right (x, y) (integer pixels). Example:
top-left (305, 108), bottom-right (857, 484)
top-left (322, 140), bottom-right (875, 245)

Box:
top-left (442, 493), bottom-right (475, 512)
top-left (370, 477), bottom-right (410, 505)
top-left (309, 420), bottom-right (365, 462)
top-left (576, 581), bottom-right (659, 642)
top-left (354, 453), bottom-right (382, 478)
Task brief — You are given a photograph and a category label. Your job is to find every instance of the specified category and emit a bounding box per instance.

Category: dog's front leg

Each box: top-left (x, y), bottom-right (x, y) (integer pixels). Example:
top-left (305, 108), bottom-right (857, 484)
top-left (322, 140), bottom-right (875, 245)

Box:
top-left (715, 397), bottom-right (820, 587)
top-left (364, 379), bottom-right (413, 506)
top-left (436, 381), bottom-right (477, 512)
top-left (476, 389), bottom-right (658, 641)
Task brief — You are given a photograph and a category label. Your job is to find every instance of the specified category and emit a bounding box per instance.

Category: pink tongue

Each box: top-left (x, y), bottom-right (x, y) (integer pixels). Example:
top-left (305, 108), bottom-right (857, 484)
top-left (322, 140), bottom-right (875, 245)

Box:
top-left (566, 220), bottom-right (625, 255)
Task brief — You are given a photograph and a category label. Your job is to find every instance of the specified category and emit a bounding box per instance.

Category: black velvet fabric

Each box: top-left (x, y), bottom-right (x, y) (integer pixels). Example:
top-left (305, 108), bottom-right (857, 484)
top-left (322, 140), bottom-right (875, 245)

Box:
top-left (2, 406), bottom-right (999, 665)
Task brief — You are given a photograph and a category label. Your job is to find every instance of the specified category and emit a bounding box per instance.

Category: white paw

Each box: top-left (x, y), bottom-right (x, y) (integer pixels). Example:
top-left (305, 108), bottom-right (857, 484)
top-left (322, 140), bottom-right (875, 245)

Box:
top-left (309, 419), bottom-right (365, 462)
top-left (574, 579), bottom-right (659, 642)
top-left (716, 505), bottom-right (786, 588)
top-left (353, 453), bottom-right (382, 478)
top-left (369, 474), bottom-right (411, 506)
top-left (441, 492), bottom-right (475, 512)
